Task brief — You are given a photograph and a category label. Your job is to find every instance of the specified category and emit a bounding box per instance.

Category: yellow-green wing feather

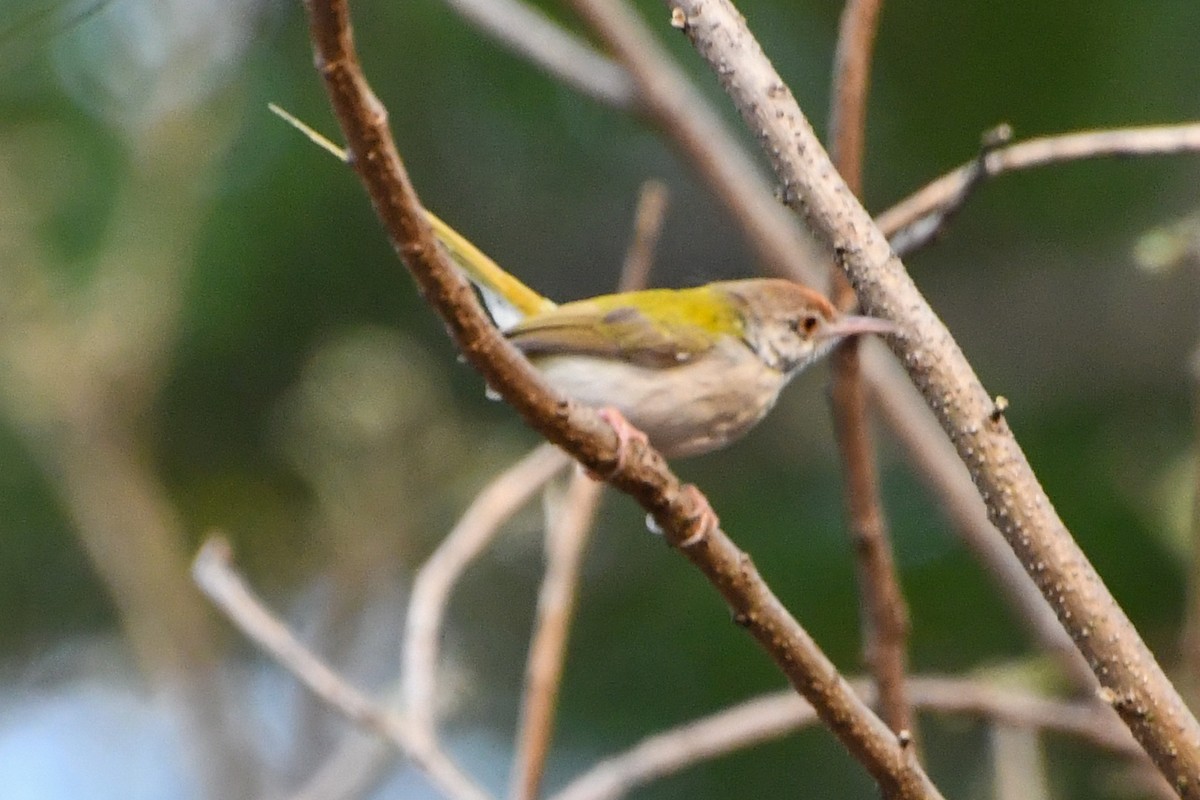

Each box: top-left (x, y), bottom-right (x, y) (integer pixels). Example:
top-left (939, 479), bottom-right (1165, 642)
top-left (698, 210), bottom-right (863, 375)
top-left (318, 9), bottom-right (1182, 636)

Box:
top-left (507, 285), bottom-right (744, 369)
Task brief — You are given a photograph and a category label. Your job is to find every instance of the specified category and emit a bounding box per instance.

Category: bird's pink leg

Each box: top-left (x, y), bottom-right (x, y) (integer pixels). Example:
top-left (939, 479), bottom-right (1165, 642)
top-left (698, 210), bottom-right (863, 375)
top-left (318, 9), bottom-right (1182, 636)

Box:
top-left (594, 406), bottom-right (649, 476)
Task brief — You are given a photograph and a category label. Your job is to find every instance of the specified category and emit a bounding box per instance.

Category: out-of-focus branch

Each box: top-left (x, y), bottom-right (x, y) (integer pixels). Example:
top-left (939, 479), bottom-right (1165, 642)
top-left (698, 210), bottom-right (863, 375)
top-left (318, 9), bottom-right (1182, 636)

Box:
top-left (302, 1), bottom-right (942, 795)
top-left (667, 0), bottom-right (1200, 792)
top-left (826, 0), bottom-right (914, 743)
top-left (550, 676), bottom-right (1151, 800)
top-left (439, 0), bottom-right (635, 109)
top-left (193, 536), bottom-right (493, 800)
top-left (827, 0), bottom-right (882, 199)
top-left (876, 122), bottom-right (1200, 251)
top-left (405, 444), bottom-right (570, 735)
top-left (617, 180), bottom-right (670, 292)
top-left (510, 473), bottom-right (605, 800)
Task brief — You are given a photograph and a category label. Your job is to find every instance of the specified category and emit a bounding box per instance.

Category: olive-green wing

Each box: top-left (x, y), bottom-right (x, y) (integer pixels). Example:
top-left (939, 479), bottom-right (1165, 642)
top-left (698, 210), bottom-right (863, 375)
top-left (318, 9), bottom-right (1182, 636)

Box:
top-left (506, 298), bottom-right (716, 369)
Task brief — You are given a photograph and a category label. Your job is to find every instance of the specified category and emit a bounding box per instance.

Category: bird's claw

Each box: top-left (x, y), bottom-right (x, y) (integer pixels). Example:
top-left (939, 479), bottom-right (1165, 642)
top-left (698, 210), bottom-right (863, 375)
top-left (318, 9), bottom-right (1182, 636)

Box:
top-left (587, 406), bottom-right (649, 480)
top-left (678, 484), bottom-right (718, 548)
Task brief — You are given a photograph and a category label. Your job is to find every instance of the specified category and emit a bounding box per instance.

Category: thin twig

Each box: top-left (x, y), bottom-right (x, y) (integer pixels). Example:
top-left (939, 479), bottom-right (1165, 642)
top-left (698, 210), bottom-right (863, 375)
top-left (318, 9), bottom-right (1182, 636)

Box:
top-left (827, 0), bottom-right (882, 200)
top-left (406, 443), bottom-right (571, 735)
top-left (192, 536), bottom-right (493, 800)
top-left (510, 473), bottom-right (605, 800)
top-left (549, 675), bottom-right (1151, 800)
top-left (876, 122), bottom-right (1200, 252)
top-left (617, 180), bottom-right (670, 293)
top-left (440, 0), bottom-right (635, 108)
top-left (826, 0), bottom-right (914, 743)
top-left (668, 0), bottom-right (1200, 792)
top-left (302, 1), bottom-right (941, 796)
top-left (283, 446), bottom-right (570, 800)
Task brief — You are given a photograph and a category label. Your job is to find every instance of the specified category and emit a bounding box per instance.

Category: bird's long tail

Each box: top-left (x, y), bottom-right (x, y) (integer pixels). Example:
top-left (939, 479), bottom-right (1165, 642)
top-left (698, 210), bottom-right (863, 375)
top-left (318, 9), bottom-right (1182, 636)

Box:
top-left (268, 103), bottom-right (556, 327)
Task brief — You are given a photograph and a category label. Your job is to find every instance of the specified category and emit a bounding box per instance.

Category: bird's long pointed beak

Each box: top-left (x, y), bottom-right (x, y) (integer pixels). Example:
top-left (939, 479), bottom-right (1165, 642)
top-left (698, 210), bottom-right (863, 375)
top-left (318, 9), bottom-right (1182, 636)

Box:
top-left (820, 314), bottom-right (898, 340)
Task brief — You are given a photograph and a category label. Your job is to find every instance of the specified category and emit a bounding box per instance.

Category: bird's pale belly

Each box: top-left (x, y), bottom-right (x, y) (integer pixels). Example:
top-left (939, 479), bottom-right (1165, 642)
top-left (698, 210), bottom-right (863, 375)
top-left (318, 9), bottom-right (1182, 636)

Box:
top-left (530, 344), bottom-right (788, 458)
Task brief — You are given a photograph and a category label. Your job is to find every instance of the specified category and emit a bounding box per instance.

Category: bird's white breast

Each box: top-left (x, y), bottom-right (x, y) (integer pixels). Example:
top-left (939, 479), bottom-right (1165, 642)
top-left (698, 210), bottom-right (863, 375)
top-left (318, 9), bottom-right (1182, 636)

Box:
top-left (530, 338), bottom-right (788, 458)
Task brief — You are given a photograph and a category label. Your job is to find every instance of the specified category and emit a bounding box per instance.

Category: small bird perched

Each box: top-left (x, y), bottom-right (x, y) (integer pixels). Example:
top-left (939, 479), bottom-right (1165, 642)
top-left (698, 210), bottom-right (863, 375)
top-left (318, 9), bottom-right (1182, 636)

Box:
top-left (429, 212), bottom-right (894, 459)
top-left (263, 106), bottom-right (893, 461)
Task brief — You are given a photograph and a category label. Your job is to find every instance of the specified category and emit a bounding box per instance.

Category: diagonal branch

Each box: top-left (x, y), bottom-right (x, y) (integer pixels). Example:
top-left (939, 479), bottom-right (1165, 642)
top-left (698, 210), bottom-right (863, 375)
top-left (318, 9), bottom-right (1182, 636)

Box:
top-left (667, 0), bottom-right (1200, 793)
top-left (876, 122), bottom-right (1200, 248)
top-left (301, 0), bottom-right (942, 795)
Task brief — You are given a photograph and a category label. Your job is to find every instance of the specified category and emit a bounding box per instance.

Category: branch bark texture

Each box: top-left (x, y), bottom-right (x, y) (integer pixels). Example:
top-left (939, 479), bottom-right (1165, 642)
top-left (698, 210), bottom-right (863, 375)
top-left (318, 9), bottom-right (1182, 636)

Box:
top-left (667, 0), bottom-right (1200, 793)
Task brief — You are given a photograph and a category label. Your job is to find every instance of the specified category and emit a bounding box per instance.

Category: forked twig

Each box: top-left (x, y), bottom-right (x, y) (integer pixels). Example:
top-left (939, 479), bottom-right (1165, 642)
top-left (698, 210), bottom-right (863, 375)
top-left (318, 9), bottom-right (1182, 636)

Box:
top-left (405, 443), bottom-right (571, 738)
top-left (192, 536), bottom-right (493, 800)
top-left (877, 122), bottom-right (1200, 251)
top-left (510, 474), bottom-right (605, 800)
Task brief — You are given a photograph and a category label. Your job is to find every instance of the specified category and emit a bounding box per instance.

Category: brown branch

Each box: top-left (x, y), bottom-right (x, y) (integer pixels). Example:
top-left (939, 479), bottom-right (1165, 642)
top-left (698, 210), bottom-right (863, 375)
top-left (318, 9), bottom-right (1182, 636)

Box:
top-left (302, 1), bottom-right (941, 796)
top-left (876, 122), bottom-right (1200, 251)
top-left (192, 536), bottom-right (493, 800)
top-left (440, 0), bottom-right (635, 109)
top-left (827, 0), bottom-right (883, 199)
top-left (858, 343), bottom-right (1095, 690)
top-left (550, 675), bottom-right (1151, 800)
top-left (826, 0), bottom-right (914, 743)
top-left (510, 473), bottom-right (605, 800)
top-left (667, 0), bottom-right (1200, 793)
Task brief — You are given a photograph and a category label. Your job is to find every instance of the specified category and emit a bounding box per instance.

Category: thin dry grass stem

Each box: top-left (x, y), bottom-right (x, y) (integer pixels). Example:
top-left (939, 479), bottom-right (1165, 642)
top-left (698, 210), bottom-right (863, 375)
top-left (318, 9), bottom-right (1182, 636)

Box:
top-left (405, 444), bottom-right (571, 736)
top-left (440, 0), bottom-right (635, 109)
top-left (303, 0), bottom-right (942, 795)
top-left (876, 122), bottom-right (1200, 253)
top-left (667, 0), bottom-right (1200, 791)
top-left (549, 676), bottom-right (1152, 800)
top-left (192, 536), bottom-right (493, 800)
top-left (826, 0), bottom-right (914, 744)
top-left (510, 474), bottom-right (606, 800)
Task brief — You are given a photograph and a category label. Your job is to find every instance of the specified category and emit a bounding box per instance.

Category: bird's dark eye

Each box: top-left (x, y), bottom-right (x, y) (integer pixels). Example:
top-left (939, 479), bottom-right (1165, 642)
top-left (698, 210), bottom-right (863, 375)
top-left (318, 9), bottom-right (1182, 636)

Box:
top-left (791, 315), bottom-right (820, 336)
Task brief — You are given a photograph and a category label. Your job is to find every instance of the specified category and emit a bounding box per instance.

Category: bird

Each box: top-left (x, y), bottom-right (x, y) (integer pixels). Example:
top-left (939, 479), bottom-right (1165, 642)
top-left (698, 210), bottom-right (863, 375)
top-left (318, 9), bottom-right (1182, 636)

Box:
top-left (428, 211), bottom-right (894, 460)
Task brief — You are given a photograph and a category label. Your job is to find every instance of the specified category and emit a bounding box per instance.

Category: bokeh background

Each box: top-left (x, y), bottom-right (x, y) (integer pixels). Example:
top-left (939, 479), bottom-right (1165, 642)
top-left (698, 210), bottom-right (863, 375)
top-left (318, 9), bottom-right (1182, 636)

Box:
top-left (2, 0), bottom-right (1199, 797)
